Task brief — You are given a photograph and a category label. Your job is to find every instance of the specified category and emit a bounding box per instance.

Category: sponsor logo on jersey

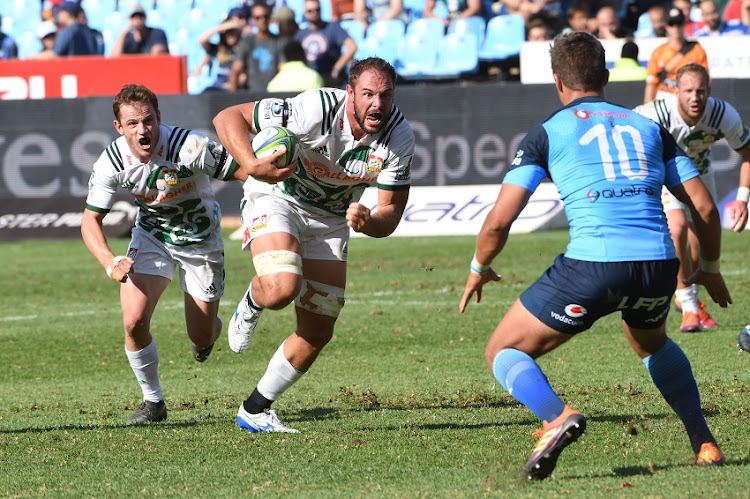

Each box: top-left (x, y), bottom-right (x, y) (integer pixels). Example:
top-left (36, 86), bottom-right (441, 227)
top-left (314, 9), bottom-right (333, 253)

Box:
top-left (163, 169), bottom-right (180, 186)
top-left (135, 181), bottom-right (195, 203)
top-left (313, 145), bottom-right (329, 158)
top-left (126, 155), bottom-right (134, 166)
top-left (574, 110), bottom-right (590, 120)
top-left (205, 283), bottom-right (218, 295)
top-left (121, 180), bottom-right (135, 190)
top-left (242, 227), bottom-right (251, 246)
top-left (511, 150), bottom-right (524, 166)
top-left (564, 304), bottom-right (587, 317)
top-left (366, 154), bottom-right (383, 172)
top-left (550, 310), bottom-right (583, 326)
top-left (127, 247), bottom-right (138, 260)
top-left (158, 145), bottom-right (164, 157)
top-left (252, 214), bottom-right (268, 231)
top-left (302, 157), bottom-right (377, 183)
top-left (272, 101), bottom-right (284, 116)
top-left (339, 118), bottom-right (344, 131)
top-left (587, 185), bottom-right (655, 202)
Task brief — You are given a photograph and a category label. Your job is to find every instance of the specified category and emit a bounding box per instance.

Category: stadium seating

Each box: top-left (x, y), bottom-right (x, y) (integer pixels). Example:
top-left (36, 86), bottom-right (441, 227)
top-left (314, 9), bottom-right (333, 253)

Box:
top-left (403, 0), bottom-right (425, 20)
top-left (447, 16), bottom-right (485, 49)
top-left (395, 33), bottom-right (438, 80)
top-left (357, 18), bottom-right (405, 63)
top-left (478, 14), bottom-right (524, 62)
top-left (355, 35), bottom-right (398, 66)
top-left (634, 12), bottom-right (653, 38)
top-left (339, 19), bottom-right (366, 47)
top-left (433, 31), bottom-right (479, 78)
top-left (366, 18), bottom-right (407, 43)
top-left (405, 17), bottom-right (445, 42)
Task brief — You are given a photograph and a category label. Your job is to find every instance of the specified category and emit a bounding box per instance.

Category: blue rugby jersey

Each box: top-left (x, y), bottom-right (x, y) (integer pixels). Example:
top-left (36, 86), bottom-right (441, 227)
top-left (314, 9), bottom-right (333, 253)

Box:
top-left (504, 96), bottom-right (699, 262)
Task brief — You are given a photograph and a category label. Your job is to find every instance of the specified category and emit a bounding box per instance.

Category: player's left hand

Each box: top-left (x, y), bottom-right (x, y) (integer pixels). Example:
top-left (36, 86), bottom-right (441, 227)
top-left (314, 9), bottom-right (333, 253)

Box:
top-left (683, 270), bottom-right (732, 308)
top-left (346, 202), bottom-right (370, 232)
top-left (459, 269), bottom-right (502, 313)
top-left (730, 200), bottom-right (748, 232)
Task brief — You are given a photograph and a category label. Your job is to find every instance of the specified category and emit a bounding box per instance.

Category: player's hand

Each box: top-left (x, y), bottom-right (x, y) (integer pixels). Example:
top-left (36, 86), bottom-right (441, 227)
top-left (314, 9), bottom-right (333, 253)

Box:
top-left (730, 200), bottom-right (748, 232)
top-left (459, 269), bottom-right (502, 313)
top-left (248, 147), bottom-right (295, 184)
top-left (683, 270), bottom-right (732, 308)
top-left (346, 202), bottom-right (370, 232)
top-left (108, 256), bottom-right (135, 283)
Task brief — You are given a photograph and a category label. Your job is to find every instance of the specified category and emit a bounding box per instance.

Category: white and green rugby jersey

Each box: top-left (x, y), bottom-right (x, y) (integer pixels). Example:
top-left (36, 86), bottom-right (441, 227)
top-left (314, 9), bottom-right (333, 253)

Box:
top-left (85, 124), bottom-right (237, 246)
top-left (251, 87), bottom-right (415, 216)
top-left (636, 95), bottom-right (750, 175)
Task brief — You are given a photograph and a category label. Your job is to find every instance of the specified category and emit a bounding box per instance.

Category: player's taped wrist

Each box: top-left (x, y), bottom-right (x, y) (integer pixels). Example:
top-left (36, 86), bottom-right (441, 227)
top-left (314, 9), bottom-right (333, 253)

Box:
top-left (470, 256), bottom-right (491, 275)
top-left (106, 255), bottom-right (126, 279)
top-left (737, 186), bottom-right (750, 203)
top-left (699, 257), bottom-right (720, 273)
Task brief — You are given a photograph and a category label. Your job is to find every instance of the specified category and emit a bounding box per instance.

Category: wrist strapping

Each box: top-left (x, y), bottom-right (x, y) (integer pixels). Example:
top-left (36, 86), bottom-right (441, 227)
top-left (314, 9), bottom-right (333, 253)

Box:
top-left (737, 187), bottom-right (750, 203)
top-left (470, 256), bottom-right (490, 274)
top-left (106, 255), bottom-right (126, 278)
top-left (699, 257), bottom-right (720, 273)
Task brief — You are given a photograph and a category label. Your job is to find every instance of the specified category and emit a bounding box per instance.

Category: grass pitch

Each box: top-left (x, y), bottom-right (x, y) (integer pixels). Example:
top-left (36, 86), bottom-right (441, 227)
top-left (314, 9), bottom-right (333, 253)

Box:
top-left (1, 230), bottom-right (749, 497)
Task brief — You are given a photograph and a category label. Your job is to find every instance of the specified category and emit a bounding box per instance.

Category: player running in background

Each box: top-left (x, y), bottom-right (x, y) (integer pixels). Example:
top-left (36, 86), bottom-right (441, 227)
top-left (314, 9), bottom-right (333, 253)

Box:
top-left (459, 32), bottom-right (730, 480)
top-left (636, 64), bottom-right (750, 332)
top-left (81, 84), bottom-right (247, 425)
top-left (213, 57), bottom-right (414, 433)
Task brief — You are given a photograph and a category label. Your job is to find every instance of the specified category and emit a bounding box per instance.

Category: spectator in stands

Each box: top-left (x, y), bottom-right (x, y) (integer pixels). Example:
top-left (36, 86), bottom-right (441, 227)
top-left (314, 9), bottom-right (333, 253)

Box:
top-left (0, 13), bottom-right (19, 59)
top-left (78, 7), bottom-right (105, 55)
top-left (267, 40), bottom-right (325, 92)
top-left (271, 6), bottom-right (299, 40)
top-left (696, 0), bottom-right (750, 34)
top-left (641, 4), bottom-right (668, 37)
top-left (27, 21), bottom-right (57, 59)
top-left (110, 3), bottom-right (169, 57)
top-left (295, 0), bottom-right (357, 87)
top-left (229, 2), bottom-right (285, 92)
top-left (52, 1), bottom-right (99, 56)
top-left (644, 8), bottom-right (708, 102)
top-left (592, 5), bottom-right (633, 39)
top-left (722, 0), bottom-right (750, 26)
top-left (672, 0), bottom-right (702, 36)
top-left (526, 18), bottom-right (553, 40)
top-left (608, 40), bottom-right (648, 81)
top-left (563, 3), bottom-right (591, 33)
top-left (424, 0), bottom-right (481, 29)
top-left (332, 0), bottom-right (357, 20)
top-left (193, 14), bottom-right (248, 92)
top-left (354, 0), bottom-right (407, 28)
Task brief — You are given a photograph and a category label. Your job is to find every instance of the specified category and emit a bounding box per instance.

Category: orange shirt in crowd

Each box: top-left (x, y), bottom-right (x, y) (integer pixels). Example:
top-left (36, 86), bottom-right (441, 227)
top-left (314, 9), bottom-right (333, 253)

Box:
top-left (646, 41), bottom-right (709, 96)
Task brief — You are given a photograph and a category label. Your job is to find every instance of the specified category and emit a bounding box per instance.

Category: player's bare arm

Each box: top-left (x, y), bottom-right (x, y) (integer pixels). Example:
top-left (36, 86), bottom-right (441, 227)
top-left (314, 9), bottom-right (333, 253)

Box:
top-left (346, 189), bottom-right (408, 237)
top-left (459, 184), bottom-right (532, 313)
top-left (81, 209), bottom-right (134, 283)
top-left (213, 102), bottom-right (294, 184)
top-left (730, 143), bottom-right (750, 232)
top-left (670, 177), bottom-right (731, 307)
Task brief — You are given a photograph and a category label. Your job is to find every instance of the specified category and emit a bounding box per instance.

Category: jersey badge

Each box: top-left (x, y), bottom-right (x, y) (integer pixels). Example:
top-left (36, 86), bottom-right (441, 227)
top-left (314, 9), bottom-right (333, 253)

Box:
top-left (313, 145), bottom-right (330, 158)
top-left (564, 304), bottom-right (587, 318)
top-left (121, 180), bottom-right (135, 190)
top-left (339, 118), bottom-right (344, 131)
top-left (127, 247), bottom-right (138, 260)
top-left (574, 110), bottom-right (590, 120)
top-left (366, 153), bottom-right (383, 172)
top-left (252, 214), bottom-right (268, 231)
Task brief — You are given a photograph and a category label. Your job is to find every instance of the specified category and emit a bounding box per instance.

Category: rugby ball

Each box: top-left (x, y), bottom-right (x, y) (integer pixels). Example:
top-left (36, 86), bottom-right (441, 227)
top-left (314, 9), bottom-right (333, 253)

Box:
top-left (251, 126), bottom-right (299, 168)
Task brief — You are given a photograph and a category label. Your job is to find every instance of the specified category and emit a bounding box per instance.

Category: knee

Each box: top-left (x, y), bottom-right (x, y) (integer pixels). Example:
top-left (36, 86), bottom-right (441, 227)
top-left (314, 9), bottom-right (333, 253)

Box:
top-left (485, 343), bottom-right (501, 371)
top-left (122, 309), bottom-right (150, 336)
top-left (259, 276), bottom-right (302, 310)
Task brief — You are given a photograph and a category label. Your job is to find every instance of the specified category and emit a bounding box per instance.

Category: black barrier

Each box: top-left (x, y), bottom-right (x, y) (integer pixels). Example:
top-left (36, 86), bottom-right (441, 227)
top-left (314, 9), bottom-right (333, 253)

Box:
top-left (1, 80), bottom-right (749, 240)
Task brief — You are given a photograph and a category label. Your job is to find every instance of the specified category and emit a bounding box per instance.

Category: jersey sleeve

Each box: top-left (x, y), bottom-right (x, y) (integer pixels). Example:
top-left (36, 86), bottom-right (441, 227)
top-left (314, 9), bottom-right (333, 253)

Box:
top-left (178, 130), bottom-right (237, 181)
top-left (84, 148), bottom-right (120, 213)
top-left (718, 100), bottom-right (750, 151)
top-left (502, 124), bottom-right (549, 192)
top-left (376, 113), bottom-right (414, 191)
top-left (251, 88), bottom-right (340, 138)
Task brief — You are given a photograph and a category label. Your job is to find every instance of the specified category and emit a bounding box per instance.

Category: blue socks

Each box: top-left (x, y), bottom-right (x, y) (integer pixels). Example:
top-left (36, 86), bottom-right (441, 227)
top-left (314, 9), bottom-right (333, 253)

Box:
top-left (492, 348), bottom-right (565, 423)
top-left (643, 338), bottom-right (713, 453)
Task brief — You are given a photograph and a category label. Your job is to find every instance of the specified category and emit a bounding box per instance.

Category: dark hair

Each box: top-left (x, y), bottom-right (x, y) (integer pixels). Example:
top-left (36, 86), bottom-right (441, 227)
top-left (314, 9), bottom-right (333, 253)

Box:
top-left (283, 41), bottom-right (307, 62)
top-left (549, 32), bottom-right (607, 91)
top-left (676, 63), bottom-right (710, 87)
top-left (348, 57), bottom-right (396, 88)
top-left (620, 41), bottom-right (639, 60)
top-left (113, 84), bottom-right (159, 120)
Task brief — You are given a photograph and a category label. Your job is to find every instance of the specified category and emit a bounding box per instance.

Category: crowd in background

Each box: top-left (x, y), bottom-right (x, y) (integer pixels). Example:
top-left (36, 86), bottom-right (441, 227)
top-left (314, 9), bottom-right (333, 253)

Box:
top-left (0, 0), bottom-right (749, 92)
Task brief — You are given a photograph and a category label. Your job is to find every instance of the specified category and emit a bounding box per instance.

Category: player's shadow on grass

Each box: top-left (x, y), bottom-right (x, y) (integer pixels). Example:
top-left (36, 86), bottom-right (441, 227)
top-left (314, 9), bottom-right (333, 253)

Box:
top-left (0, 420), bottom-right (200, 434)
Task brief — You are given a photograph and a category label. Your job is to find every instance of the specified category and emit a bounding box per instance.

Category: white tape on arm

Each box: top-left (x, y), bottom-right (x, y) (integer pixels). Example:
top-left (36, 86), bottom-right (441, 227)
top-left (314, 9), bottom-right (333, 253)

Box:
top-left (106, 255), bottom-right (126, 278)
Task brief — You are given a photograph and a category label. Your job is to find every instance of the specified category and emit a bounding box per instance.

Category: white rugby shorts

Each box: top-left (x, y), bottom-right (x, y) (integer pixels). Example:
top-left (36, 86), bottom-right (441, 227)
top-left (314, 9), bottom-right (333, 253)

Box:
top-left (662, 170), bottom-right (716, 215)
top-left (127, 225), bottom-right (225, 302)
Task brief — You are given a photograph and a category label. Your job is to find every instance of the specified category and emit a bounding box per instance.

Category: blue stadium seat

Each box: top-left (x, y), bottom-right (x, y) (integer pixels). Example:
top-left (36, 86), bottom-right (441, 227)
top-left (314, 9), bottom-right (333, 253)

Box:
top-left (447, 16), bottom-right (485, 49)
top-left (478, 14), bottom-right (524, 62)
top-left (286, 0), bottom-right (307, 24)
top-left (320, 0), bottom-right (333, 22)
top-left (366, 18), bottom-right (406, 43)
top-left (395, 33), bottom-right (438, 80)
top-left (355, 35), bottom-right (398, 66)
top-left (403, 0), bottom-right (425, 20)
top-left (433, 31), bottom-right (479, 77)
top-left (339, 19), bottom-right (366, 46)
top-left (15, 31), bottom-right (39, 59)
top-left (405, 17), bottom-right (445, 42)
top-left (634, 12), bottom-right (653, 38)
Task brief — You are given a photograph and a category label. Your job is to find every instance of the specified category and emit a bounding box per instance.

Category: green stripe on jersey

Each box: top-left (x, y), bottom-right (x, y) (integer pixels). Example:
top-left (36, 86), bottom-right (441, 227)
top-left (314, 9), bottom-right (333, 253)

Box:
top-left (376, 183), bottom-right (409, 191)
top-left (105, 143), bottom-right (123, 171)
top-left (85, 203), bottom-right (110, 213)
